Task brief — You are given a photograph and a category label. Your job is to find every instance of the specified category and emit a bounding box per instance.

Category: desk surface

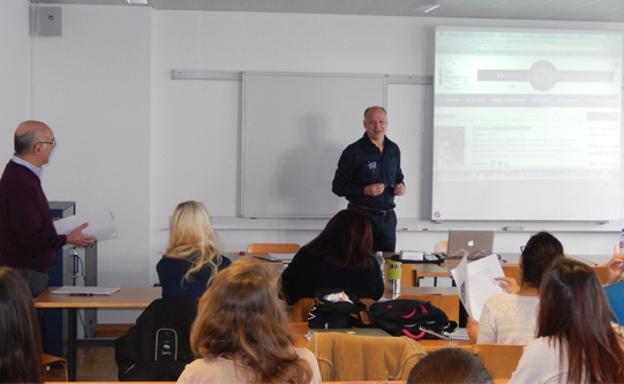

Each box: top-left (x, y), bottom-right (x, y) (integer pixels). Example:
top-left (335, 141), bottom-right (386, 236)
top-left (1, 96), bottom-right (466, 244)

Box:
top-left (34, 287), bottom-right (161, 309)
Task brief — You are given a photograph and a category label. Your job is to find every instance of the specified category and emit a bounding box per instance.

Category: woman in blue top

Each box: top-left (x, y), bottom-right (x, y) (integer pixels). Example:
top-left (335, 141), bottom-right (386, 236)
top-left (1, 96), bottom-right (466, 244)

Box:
top-left (157, 201), bottom-right (230, 299)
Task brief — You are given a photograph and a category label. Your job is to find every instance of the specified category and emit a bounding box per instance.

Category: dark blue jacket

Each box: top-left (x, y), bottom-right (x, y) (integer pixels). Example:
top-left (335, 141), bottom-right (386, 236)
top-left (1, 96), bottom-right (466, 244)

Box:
top-left (156, 253), bottom-right (231, 299)
top-left (332, 133), bottom-right (404, 210)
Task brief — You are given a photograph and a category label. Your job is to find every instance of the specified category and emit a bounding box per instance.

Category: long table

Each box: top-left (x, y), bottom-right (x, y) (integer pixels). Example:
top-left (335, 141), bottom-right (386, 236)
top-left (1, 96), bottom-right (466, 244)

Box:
top-left (35, 287), bottom-right (161, 380)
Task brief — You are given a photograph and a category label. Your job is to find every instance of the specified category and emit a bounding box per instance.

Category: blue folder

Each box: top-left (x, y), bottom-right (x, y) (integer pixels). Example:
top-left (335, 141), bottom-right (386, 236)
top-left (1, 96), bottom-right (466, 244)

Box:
top-left (605, 281), bottom-right (624, 325)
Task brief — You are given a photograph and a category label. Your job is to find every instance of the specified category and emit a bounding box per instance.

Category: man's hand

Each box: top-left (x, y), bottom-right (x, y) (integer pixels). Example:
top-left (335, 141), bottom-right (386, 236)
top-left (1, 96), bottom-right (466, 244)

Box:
top-left (67, 223), bottom-right (96, 247)
top-left (394, 183), bottom-right (406, 196)
top-left (364, 183), bottom-right (385, 197)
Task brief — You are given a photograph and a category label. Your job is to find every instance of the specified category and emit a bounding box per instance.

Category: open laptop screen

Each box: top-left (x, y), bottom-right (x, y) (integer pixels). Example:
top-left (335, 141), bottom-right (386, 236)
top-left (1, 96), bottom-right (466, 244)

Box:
top-left (446, 230), bottom-right (495, 259)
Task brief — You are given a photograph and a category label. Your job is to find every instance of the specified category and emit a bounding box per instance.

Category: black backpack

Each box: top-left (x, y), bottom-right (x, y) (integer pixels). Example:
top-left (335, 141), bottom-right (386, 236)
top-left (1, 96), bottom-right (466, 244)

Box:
top-left (368, 299), bottom-right (457, 339)
top-left (307, 288), bottom-right (366, 329)
top-left (115, 298), bottom-right (197, 381)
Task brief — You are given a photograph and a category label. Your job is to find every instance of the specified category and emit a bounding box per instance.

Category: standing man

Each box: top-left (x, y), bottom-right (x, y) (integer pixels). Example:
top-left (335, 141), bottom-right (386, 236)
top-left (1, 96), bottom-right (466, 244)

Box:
top-left (332, 106), bottom-right (406, 252)
top-left (0, 120), bottom-right (95, 295)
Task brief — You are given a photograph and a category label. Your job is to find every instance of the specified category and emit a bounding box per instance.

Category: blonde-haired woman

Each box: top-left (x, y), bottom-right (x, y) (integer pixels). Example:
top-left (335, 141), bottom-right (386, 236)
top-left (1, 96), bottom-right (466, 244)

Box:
top-left (177, 258), bottom-right (321, 384)
top-left (157, 201), bottom-right (231, 299)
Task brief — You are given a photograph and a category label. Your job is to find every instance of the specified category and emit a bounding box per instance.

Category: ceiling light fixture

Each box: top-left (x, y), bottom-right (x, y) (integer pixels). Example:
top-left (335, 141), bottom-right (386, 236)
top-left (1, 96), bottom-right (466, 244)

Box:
top-left (127, 0), bottom-right (149, 5)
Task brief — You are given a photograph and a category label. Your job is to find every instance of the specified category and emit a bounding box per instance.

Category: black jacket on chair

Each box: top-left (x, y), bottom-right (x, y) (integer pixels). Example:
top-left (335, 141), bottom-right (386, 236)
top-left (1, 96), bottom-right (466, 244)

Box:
top-left (115, 298), bottom-right (197, 381)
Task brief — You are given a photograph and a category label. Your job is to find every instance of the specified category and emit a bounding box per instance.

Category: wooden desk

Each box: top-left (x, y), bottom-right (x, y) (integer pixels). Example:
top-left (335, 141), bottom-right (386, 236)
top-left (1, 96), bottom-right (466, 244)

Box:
top-left (411, 254), bottom-right (609, 285)
top-left (35, 287), bottom-right (161, 381)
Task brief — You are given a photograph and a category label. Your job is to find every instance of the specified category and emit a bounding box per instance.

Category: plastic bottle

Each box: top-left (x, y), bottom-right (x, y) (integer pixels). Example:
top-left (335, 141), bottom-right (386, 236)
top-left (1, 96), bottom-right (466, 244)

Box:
top-left (620, 229), bottom-right (624, 254)
top-left (375, 251), bottom-right (385, 284)
top-left (387, 260), bottom-right (402, 299)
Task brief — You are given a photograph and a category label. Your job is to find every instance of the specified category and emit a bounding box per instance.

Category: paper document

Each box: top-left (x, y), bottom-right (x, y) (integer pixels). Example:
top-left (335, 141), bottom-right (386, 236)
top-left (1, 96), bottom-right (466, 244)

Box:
top-left (266, 253), bottom-right (295, 262)
top-left (54, 209), bottom-right (117, 241)
top-left (51, 286), bottom-right (120, 295)
top-left (451, 254), bottom-right (504, 321)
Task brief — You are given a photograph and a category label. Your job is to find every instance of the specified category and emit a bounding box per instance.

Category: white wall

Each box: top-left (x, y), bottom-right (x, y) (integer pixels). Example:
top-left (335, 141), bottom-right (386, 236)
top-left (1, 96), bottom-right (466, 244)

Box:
top-left (0, 5), bottom-right (620, 322)
top-left (30, 5), bottom-right (151, 322)
top-left (0, 0), bottom-right (31, 160)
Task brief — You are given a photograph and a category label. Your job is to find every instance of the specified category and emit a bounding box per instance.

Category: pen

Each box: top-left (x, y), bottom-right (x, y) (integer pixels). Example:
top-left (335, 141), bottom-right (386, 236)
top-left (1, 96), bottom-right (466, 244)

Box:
top-left (69, 293), bottom-right (94, 296)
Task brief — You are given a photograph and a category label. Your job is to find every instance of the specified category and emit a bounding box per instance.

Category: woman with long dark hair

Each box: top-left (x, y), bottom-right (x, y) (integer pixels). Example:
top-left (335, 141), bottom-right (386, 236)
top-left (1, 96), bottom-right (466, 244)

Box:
top-left (177, 258), bottom-right (320, 383)
top-left (281, 209), bottom-right (384, 304)
top-left (0, 267), bottom-right (43, 383)
top-left (510, 258), bottom-right (624, 383)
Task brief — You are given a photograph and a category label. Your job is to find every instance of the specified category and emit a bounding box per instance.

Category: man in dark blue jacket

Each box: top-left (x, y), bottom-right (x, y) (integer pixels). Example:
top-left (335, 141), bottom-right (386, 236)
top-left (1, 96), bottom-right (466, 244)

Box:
top-left (332, 106), bottom-right (406, 252)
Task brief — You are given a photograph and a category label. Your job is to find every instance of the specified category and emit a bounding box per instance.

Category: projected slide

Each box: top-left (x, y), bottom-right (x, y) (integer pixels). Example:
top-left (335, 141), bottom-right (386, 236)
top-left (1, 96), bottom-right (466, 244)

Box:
top-left (432, 27), bottom-right (623, 221)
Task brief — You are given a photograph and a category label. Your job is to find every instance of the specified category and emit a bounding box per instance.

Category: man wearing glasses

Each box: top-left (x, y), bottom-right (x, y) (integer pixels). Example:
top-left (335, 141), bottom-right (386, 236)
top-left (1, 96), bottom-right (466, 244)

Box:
top-left (0, 120), bottom-right (95, 295)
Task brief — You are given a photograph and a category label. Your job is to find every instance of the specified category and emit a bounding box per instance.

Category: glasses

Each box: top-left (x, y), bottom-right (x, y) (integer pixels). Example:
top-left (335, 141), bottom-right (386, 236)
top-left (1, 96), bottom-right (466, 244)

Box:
top-left (37, 138), bottom-right (56, 147)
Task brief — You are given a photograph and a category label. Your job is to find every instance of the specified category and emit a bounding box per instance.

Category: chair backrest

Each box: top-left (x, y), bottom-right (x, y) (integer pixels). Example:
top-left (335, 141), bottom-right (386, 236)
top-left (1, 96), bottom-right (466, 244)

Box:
top-left (307, 332), bottom-right (426, 381)
top-left (472, 343), bottom-right (524, 379)
top-left (41, 353), bottom-right (68, 382)
top-left (246, 243), bottom-right (300, 253)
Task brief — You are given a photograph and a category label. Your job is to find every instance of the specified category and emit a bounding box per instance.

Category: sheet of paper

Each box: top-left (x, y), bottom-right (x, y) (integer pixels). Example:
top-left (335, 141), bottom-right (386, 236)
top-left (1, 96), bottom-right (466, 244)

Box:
top-left (450, 254), bottom-right (470, 315)
top-left (451, 254), bottom-right (505, 321)
top-left (465, 254), bottom-right (505, 321)
top-left (54, 209), bottom-right (118, 241)
top-left (51, 286), bottom-right (120, 295)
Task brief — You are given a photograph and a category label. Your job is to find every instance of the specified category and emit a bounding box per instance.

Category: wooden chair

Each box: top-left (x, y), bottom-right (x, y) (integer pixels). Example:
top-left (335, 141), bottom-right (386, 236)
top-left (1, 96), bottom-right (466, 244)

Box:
top-left (401, 263), bottom-right (419, 288)
top-left (434, 240), bottom-right (448, 254)
top-left (307, 332), bottom-right (426, 381)
top-left (472, 343), bottom-right (524, 379)
top-left (41, 353), bottom-right (68, 381)
top-left (246, 243), bottom-right (300, 253)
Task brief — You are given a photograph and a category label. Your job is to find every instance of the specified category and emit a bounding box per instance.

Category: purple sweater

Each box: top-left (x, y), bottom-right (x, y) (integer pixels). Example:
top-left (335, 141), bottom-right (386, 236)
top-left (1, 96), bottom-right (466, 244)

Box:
top-left (0, 161), bottom-right (66, 272)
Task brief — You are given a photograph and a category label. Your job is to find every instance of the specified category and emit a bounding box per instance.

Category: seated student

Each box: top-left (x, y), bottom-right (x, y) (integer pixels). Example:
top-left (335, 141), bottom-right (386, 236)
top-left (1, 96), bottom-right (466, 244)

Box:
top-left (510, 258), bottom-right (624, 383)
top-left (0, 267), bottom-right (43, 383)
top-left (469, 232), bottom-right (563, 344)
top-left (407, 348), bottom-right (492, 384)
top-left (157, 201), bottom-right (231, 299)
top-left (177, 258), bottom-right (321, 384)
top-left (603, 243), bottom-right (624, 324)
top-left (281, 209), bottom-right (384, 305)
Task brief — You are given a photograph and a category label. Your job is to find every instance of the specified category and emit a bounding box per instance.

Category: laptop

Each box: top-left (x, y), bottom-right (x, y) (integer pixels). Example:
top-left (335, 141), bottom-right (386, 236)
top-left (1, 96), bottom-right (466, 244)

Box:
top-left (446, 230), bottom-right (495, 260)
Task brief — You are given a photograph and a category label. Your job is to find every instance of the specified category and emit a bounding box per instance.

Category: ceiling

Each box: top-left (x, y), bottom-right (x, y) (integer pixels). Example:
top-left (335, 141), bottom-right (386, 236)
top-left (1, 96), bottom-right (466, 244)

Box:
top-left (29, 0), bottom-right (624, 23)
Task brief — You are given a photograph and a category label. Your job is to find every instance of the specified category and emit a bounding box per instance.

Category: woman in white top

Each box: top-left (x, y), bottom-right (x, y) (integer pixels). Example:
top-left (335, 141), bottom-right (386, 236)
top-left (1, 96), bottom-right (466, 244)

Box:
top-left (469, 232), bottom-right (564, 344)
top-left (177, 257), bottom-right (321, 384)
top-left (510, 258), bottom-right (624, 384)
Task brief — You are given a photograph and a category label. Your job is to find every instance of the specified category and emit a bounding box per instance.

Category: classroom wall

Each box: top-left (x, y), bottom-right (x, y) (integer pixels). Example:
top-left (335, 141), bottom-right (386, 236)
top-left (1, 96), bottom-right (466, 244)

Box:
top-left (3, 3), bottom-right (622, 322)
top-left (30, 4), bottom-right (152, 322)
top-left (0, 0), bottom-right (31, 161)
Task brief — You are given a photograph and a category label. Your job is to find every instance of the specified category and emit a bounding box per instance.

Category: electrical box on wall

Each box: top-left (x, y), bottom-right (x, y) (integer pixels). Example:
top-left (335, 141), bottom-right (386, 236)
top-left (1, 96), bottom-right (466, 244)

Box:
top-left (35, 6), bottom-right (62, 37)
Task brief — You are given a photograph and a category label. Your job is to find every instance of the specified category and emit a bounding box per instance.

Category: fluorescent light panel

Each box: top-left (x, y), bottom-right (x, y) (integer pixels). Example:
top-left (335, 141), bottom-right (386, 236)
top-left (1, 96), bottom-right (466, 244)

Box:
top-left (127, 0), bottom-right (148, 5)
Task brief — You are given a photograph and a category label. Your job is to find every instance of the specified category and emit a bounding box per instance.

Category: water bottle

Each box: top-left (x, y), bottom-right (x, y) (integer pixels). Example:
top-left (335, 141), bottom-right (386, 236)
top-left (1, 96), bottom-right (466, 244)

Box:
top-left (375, 251), bottom-right (385, 284)
top-left (387, 260), bottom-right (402, 299)
top-left (619, 228), bottom-right (624, 256)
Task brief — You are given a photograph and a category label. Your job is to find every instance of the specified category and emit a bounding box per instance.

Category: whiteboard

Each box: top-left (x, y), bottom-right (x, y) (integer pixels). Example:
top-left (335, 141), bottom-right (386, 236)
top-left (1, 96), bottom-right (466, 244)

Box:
top-left (241, 72), bottom-right (385, 218)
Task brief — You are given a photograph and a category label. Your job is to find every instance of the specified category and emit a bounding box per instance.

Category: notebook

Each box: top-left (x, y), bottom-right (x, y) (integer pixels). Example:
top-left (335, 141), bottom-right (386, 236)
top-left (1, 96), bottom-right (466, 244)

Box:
top-left (51, 286), bottom-right (120, 296)
top-left (446, 230), bottom-right (495, 260)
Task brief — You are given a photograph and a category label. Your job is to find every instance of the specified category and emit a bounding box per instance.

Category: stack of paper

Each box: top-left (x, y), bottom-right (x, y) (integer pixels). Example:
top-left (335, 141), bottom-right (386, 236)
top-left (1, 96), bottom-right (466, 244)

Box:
top-left (450, 254), bottom-right (505, 321)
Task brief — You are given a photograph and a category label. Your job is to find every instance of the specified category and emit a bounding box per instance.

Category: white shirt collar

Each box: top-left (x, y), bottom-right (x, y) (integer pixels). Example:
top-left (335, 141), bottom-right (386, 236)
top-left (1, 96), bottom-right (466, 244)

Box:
top-left (11, 155), bottom-right (42, 179)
